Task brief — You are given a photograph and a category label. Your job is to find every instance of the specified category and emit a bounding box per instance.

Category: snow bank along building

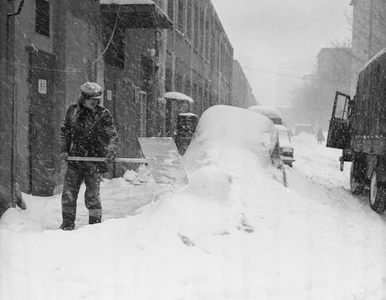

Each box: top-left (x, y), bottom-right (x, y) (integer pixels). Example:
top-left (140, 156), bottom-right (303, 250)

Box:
top-left (1, 0), bottom-right (255, 204)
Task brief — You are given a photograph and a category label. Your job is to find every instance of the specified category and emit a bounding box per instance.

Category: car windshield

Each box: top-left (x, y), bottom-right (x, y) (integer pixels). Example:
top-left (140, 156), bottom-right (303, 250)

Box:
top-left (278, 129), bottom-right (290, 143)
top-left (272, 118), bottom-right (283, 125)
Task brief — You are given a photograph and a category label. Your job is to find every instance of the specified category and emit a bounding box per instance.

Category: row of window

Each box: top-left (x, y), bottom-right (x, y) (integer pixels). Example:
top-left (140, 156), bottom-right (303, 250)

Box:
top-left (167, 0), bottom-right (232, 77)
top-left (165, 67), bottom-right (233, 115)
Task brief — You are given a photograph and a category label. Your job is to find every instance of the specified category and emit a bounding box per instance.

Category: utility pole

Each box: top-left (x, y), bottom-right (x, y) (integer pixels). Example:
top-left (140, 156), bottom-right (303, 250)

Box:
top-left (0, 0), bottom-right (16, 217)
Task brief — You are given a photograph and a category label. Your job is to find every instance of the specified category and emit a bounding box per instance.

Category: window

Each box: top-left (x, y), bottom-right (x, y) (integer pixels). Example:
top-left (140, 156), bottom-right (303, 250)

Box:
top-left (186, 1), bottom-right (192, 38)
top-left (193, 5), bottom-right (199, 49)
top-left (178, 0), bottom-right (184, 30)
top-left (210, 28), bottom-right (215, 65)
top-left (198, 86), bottom-right (203, 113)
top-left (199, 8), bottom-right (204, 53)
top-left (175, 74), bottom-right (183, 92)
top-left (168, 0), bottom-right (174, 21)
top-left (185, 79), bottom-right (191, 96)
top-left (139, 91), bottom-right (147, 137)
top-left (205, 18), bottom-right (210, 59)
top-left (192, 83), bottom-right (198, 103)
top-left (36, 0), bottom-right (50, 37)
top-left (165, 67), bottom-right (172, 92)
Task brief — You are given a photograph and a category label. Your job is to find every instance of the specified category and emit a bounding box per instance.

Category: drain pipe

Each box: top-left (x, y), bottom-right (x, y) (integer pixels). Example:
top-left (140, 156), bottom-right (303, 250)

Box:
top-left (5, 0), bottom-right (26, 207)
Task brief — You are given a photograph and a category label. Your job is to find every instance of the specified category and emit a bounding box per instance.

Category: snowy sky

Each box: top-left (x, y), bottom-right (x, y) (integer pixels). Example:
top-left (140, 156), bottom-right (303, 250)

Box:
top-left (211, 0), bottom-right (353, 106)
top-left (1, 105), bottom-right (386, 299)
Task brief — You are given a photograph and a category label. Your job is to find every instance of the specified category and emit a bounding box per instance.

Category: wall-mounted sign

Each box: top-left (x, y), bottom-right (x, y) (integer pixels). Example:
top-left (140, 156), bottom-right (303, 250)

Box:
top-left (107, 90), bottom-right (112, 101)
top-left (38, 79), bottom-right (47, 94)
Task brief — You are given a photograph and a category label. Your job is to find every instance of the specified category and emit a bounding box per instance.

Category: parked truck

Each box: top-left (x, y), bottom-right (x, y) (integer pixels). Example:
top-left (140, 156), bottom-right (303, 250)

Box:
top-left (327, 49), bottom-right (386, 214)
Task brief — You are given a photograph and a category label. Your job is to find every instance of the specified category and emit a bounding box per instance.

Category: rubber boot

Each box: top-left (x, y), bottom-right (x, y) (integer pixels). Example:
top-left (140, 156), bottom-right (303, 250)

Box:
top-left (89, 216), bottom-right (102, 225)
top-left (60, 211), bottom-right (76, 231)
top-left (59, 221), bottom-right (75, 231)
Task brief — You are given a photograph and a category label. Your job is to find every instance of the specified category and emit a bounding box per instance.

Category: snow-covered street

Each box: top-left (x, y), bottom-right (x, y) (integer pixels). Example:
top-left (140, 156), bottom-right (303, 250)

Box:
top-left (1, 107), bottom-right (386, 300)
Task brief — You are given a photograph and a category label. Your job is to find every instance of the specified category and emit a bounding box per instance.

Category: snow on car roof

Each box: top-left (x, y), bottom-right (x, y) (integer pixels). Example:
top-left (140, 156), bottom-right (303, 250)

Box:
top-left (194, 105), bottom-right (275, 143)
top-left (247, 105), bottom-right (282, 119)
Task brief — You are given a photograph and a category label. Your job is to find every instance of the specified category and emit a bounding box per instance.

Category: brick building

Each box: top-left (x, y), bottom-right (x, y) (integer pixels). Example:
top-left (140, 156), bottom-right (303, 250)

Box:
top-left (232, 60), bottom-right (258, 108)
top-left (0, 1), bottom-right (15, 216)
top-left (164, 0), bottom-right (234, 135)
top-left (1, 0), bottom-right (249, 209)
top-left (4, 0), bottom-right (171, 197)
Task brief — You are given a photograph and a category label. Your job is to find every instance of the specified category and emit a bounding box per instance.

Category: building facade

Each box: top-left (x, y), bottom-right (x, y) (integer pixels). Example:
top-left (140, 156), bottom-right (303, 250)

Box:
top-left (5, 0), bottom-right (172, 197)
top-left (316, 47), bottom-right (352, 129)
top-left (2, 0), bottom-right (241, 203)
top-left (0, 0), bottom-right (266, 218)
top-left (164, 0), bottom-right (234, 135)
top-left (350, 0), bottom-right (386, 94)
top-left (0, 1), bottom-right (16, 216)
top-left (232, 60), bottom-right (258, 108)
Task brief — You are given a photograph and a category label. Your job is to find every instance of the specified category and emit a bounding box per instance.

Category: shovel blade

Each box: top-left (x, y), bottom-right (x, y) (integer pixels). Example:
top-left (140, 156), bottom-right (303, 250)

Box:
top-left (138, 137), bottom-right (189, 185)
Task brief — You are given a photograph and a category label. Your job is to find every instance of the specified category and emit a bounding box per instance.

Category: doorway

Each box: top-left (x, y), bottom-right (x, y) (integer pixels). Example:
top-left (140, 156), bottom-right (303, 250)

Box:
top-left (28, 50), bottom-right (56, 196)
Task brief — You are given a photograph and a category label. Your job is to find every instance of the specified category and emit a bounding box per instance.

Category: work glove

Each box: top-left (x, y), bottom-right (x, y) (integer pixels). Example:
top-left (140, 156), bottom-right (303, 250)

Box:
top-left (60, 152), bottom-right (69, 162)
top-left (105, 151), bottom-right (116, 163)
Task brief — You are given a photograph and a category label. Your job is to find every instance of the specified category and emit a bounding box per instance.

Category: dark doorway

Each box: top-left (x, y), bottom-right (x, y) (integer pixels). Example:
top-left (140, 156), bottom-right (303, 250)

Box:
top-left (28, 49), bottom-right (56, 196)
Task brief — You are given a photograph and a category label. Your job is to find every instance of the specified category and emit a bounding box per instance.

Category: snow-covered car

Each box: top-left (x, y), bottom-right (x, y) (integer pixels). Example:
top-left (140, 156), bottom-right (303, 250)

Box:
top-left (183, 105), bottom-right (287, 187)
top-left (247, 105), bottom-right (283, 125)
top-left (275, 124), bottom-right (295, 167)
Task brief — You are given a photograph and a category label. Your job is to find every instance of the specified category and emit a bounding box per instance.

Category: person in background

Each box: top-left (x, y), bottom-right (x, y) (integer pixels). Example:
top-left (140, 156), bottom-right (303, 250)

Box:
top-left (59, 82), bottom-right (119, 231)
top-left (316, 128), bottom-right (325, 144)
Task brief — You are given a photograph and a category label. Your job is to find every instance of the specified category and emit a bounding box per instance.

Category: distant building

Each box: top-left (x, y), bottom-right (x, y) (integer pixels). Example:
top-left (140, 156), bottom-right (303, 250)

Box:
top-left (350, 0), bottom-right (386, 94)
top-left (231, 60), bottom-right (258, 108)
top-left (275, 58), bottom-right (315, 107)
top-left (317, 47), bottom-right (352, 94)
top-left (316, 47), bottom-right (352, 129)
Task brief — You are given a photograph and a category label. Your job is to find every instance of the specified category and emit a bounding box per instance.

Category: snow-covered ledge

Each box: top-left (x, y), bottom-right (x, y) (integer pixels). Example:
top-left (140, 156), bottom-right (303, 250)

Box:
top-left (164, 92), bottom-right (194, 104)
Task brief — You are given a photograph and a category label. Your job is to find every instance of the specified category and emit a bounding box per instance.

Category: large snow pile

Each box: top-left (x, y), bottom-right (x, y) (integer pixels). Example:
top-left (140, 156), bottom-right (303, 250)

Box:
top-left (183, 105), bottom-right (278, 171)
top-left (1, 109), bottom-right (386, 299)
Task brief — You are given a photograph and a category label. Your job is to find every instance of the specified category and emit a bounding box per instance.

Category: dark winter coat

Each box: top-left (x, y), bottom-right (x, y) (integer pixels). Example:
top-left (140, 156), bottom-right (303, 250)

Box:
top-left (316, 129), bottom-right (325, 142)
top-left (60, 101), bottom-right (119, 160)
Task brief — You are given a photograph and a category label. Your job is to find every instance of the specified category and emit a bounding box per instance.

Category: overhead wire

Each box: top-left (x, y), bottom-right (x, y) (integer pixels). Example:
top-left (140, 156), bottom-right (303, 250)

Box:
top-left (241, 66), bottom-right (305, 80)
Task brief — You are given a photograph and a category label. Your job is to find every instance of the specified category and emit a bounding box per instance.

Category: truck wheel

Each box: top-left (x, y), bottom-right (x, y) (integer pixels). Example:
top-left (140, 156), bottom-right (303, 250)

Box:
top-left (350, 161), bottom-right (365, 195)
top-left (369, 168), bottom-right (386, 214)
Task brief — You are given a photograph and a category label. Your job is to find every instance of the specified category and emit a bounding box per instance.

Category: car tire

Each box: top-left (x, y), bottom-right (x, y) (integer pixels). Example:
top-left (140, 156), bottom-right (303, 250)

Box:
top-left (350, 159), bottom-right (365, 195)
top-left (369, 168), bottom-right (386, 214)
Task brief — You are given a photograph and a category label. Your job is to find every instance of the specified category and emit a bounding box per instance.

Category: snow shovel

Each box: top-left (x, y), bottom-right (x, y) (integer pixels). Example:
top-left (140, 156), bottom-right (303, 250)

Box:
top-left (67, 137), bottom-right (189, 185)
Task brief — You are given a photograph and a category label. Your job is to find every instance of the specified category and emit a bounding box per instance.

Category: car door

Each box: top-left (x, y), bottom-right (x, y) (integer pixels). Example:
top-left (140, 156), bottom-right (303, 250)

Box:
top-left (326, 91), bottom-right (351, 149)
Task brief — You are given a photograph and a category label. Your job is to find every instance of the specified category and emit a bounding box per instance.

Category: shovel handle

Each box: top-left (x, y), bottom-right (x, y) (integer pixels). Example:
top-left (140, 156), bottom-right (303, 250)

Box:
top-left (67, 157), bottom-right (149, 163)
